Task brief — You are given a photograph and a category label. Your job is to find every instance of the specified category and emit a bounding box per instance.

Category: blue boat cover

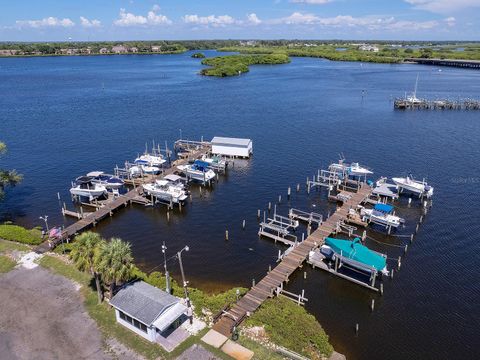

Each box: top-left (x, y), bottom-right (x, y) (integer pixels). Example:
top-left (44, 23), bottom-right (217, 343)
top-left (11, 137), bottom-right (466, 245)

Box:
top-left (193, 160), bottom-right (210, 171)
top-left (374, 203), bottom-right (394, 213)
top-left (325, 237), bottom-right (386, 271)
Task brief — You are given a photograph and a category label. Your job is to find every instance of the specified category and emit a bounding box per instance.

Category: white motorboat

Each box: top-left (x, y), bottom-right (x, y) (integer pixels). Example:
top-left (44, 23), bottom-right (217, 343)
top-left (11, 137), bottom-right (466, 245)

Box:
top-left (348, 162), bottom-right (373, 177)
top-left (392, 174), bottom-right (434, 198)
top-left (86, 171), bottom-right (124, 189)
top-left (201, 154), bottom-right (227, 171)
top-left (129, 164), bottom-right (161, 177)
top-left (164, 174), bottom-right (188, 190)
top-left (70, 176), bottom-right (107, 199)
top-left (359, 204), bottom-right (404, 228)
top-left (143, 180), bottom-right (188, 204)
top-left (134, 154), bottom-right (166, 168)
top-left (177, 160), bottom-right (216, 182)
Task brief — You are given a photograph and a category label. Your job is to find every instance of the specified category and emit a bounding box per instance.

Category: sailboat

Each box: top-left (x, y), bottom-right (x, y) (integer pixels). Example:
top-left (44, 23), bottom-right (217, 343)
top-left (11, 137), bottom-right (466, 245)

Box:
top-left (405, 74), bottom-right (423, 104)
top-left (318, 237), bottom-right (388, 275)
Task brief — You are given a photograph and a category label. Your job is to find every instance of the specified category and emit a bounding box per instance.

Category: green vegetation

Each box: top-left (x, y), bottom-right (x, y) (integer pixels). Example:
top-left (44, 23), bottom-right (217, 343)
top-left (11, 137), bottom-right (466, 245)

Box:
top-left (201, 53), bottom-right (290, 77)
top-left (0, 255), bottom-right (16, 273)
top-left (237, 336), bottom-right (284, 360)
top-left (218, 43), bottom-right (480, 64)
top-left (191, 52), bottom-right (206, 58)
top-left (0, 238), bottom-right (30, 252)
top-left (0, 142), bottom-right (23, 200)
top-left (245, 297), bottom-right (333, 359)
top-left (0, 224), bottom-right (43, 245)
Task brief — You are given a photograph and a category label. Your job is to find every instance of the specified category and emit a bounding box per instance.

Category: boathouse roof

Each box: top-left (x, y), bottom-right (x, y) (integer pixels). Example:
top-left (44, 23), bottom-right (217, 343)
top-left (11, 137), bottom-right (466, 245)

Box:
top-left (211, 137), bottom-right (251, 147)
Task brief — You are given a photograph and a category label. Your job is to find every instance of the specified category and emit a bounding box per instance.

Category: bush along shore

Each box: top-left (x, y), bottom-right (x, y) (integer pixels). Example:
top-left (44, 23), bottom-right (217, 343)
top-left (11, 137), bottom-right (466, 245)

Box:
top-left (21, 230), bottom-right (334, 359)
top-left (0, 223), bottom-right (43, 245)
top-left (200, 53), bottom-right (291, 77)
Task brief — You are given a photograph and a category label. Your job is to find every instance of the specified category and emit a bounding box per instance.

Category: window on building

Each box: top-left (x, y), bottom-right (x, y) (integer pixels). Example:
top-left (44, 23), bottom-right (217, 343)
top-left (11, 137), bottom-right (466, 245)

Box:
top-left (118, 311), bottom-right (147, 333)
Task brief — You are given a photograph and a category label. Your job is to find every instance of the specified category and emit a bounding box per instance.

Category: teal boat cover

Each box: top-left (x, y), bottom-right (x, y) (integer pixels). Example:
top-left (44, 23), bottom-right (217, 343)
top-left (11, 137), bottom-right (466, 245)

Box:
top-left (325, 237), bottom-right (386, 271)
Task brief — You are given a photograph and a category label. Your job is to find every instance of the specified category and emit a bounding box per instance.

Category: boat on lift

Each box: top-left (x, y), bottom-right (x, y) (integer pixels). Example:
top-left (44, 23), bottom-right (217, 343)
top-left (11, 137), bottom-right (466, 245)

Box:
top-left (70, 176), bottom-right (107, 199)
top-left (348, 162), bottom-right (373, 177)
top-left (164, 174), bottom-right (188, 191)
top-left (317, 237), bottom-right (388, 275)
top-left (177, 160), bottom-right (216, 182)
top-left (201, 154), bottom-right (227, 171)
top-left (86, 171), bottom-right (124, 190)
top-left (329, 160), bottom-right (372, 178)
top-left (359, 203), bottom-right (404, 228)
top-left (129, 164), bottom-right (161, 177)
top-left (143, 179), bottom-right (188, 204)
top-left (134, 154), bottom-right (166, 168)
top-left (392, 174), bottom-right (434, 198)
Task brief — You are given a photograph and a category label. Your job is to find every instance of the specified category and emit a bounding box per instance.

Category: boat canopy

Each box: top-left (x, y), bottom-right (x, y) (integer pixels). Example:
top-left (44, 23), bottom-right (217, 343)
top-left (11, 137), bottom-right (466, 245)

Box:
top-left (164, 174), bottom-right (182, 182)
top-left (75, 176), bottom-right (94, 184)
top-left (325, 237), bottom-right (386, 271)
top-left (155, 180), bottom-right (169, 186)
top-left (193, 160), bottom-right (210, 170)
top-left (87, 171), bottom-right (105, 177)
top-left (374, 203), bottom-right (394, 213)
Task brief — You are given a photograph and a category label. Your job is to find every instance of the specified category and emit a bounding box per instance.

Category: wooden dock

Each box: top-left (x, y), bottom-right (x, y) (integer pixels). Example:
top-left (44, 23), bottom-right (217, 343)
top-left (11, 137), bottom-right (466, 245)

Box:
top-left (212, 185), bottom-right (372, 337)
top-left (35, 144), bottom-right (212, 254)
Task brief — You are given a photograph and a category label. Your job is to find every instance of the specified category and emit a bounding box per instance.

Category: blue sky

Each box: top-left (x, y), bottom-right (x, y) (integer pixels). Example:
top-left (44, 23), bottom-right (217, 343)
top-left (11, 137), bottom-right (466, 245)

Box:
top-left (1, 0), bottom-right (479, 41)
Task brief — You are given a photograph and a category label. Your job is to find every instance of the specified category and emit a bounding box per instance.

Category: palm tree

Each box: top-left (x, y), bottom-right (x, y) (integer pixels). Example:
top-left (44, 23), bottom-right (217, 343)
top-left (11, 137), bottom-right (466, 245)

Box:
top-left (96, 238), bottom-right (134, 300)
top-left (70, 231), bottom-right (105, 304)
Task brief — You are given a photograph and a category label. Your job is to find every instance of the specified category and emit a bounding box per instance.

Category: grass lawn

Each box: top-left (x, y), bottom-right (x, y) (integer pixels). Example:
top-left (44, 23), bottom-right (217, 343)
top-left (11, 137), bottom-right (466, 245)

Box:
top-left (0, 238), bottom-right (30, 252)
top-left (38, 255), bottom-right (233, 360)
top-left (0, 224), bottom-right (43, 245)
top-left (0, 255), bottom-right (16, 273)
top-left (237, 336), bottom-right (283, 360)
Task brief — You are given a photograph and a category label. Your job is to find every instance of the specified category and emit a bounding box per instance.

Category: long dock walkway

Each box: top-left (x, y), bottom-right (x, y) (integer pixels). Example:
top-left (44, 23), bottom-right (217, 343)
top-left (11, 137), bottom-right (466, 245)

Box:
top-left (35, 144), bottom-right (212, 254)
top-left (212, 185), bottom-right (372, 337)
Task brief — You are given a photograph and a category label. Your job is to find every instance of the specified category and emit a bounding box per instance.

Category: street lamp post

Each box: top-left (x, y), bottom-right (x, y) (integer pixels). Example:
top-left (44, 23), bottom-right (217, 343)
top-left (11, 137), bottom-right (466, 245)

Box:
top-left (177, 246), bottom-right (192, 324)
top-left (39, 215), bottom-right (49, 234)
top-left (162, 242), bottom-right (171, 294)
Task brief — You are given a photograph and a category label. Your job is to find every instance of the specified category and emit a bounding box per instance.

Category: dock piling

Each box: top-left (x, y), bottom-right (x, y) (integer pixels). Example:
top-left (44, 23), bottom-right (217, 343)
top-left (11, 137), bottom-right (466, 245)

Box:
top-left (371, 299), bottom-right (375, 312)
top-left (380, 283), bottom-right (384, 295)
top-left (404, 244), bottom-right (408, 254)
top-left (355, 323), bottom-right (359, 335)
top-left (225, 230), bottom-right (229, 241)
top-left (257, 209), bottom-right (261, 219)
top-left (288, 187), bottom-right (291, 198)
top-left (242, 220), bottom-right (246, 229)
top-left (296, 183), bottom-right (300, 192)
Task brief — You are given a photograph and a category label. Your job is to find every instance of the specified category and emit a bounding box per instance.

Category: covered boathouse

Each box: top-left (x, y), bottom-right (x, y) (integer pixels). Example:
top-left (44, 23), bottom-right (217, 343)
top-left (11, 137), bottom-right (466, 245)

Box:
top-left (211, 137), bottom-right (253, 158)
top-left (109, 281), bottom-right (187, 343)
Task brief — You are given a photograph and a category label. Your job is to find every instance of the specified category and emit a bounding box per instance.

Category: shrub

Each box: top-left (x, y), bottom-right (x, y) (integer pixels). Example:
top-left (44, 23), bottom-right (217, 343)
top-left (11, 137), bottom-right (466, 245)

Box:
top-left (0, 224), bottom-right (43, 245)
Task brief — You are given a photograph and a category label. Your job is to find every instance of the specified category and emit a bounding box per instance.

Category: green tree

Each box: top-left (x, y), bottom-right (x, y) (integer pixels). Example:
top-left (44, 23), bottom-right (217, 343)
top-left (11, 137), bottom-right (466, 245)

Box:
top-left (0, 142), bottom-right (23, 200)
top-left (96, 238), bottom-right (134, 300)
top-left (70, 232), bottom-right (105, 304)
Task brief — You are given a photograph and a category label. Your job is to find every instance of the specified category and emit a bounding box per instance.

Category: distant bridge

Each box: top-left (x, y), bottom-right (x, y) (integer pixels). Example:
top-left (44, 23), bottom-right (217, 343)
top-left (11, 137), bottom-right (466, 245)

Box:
top-left (406, 58), bottom-right (480, 69)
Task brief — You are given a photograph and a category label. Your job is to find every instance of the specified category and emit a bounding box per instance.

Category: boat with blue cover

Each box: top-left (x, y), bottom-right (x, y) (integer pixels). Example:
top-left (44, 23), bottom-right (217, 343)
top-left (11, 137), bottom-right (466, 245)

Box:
top-left (318, 237), bottom-right (388, 275)
top-left (177, 160), bottom-right (216, 182)
top-left (359, 203), bottom-right (404, 228)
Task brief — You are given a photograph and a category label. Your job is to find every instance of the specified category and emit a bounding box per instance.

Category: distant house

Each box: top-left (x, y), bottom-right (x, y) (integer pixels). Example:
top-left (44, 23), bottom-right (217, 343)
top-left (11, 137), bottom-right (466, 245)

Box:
top-left (0, 50), bottom-right (18, 56)
top-left (112, 45), bottom-right (128, 54)
top-left (99, 48), bottom-right (109, 54)
top-left (59, 48), bottom-right (79, 55)
top-left (359, 45), bottom-right (379, 52)
top-left (151, 45), bottom-right (161, 52)
top-left (81, 47), bottom-right (92, 55)
top-left (130, 47), bottom-right (138, 53)
top-left (109, 281), bottom-right (188, 343)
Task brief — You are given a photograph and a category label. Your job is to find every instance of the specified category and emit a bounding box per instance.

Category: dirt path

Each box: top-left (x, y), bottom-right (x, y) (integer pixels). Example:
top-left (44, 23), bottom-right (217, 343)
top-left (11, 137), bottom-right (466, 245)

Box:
top-left (0, 266), bottom-right (112, 360)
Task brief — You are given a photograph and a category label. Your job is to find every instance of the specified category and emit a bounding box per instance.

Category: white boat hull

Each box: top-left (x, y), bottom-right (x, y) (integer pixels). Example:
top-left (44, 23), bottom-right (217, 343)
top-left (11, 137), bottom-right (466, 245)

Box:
top-left (69, 187), bottom-right (106, 198)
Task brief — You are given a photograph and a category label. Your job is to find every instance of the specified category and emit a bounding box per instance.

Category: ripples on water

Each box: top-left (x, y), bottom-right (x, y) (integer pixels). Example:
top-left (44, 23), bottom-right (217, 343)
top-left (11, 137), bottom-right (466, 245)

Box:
top-left (1, 51), bottom-right (479, 360)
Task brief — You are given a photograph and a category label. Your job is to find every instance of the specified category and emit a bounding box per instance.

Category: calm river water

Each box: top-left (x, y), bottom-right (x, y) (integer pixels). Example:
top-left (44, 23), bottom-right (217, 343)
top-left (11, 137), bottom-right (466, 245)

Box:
top-left (1, 50), bottom-right (479, 359)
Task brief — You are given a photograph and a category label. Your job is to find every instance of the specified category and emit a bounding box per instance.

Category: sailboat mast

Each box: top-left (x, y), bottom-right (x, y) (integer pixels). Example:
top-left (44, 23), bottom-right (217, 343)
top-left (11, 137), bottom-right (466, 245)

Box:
top-left (414, 74), bottom-right (419, 98)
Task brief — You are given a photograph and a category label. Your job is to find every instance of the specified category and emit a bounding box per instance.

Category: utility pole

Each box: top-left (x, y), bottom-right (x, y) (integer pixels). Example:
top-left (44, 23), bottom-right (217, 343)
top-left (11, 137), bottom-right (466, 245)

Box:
top-left (39, 215), bottom-right (49, 233)
top-left (177, 246), bottom-right (192, 324)
top-left (162, 242), bottom-right (170, 294)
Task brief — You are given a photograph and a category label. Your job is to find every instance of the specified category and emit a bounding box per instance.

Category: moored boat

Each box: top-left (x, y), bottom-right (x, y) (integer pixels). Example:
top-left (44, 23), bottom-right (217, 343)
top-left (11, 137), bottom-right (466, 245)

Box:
top-left (177, 160), bottom-right (216, 182)
top-left (359, 203), bottom-right (404, 228)
top-left (86, 171), bottom-right (124, 189)
top-left (392, 174), bottom-right (433, 198)
top-left (70, 176), bottom-right (107, 199)
top-left (143, 179), bottom-right (188, 204)
top-left (317, 237), bottom-right (388, 275)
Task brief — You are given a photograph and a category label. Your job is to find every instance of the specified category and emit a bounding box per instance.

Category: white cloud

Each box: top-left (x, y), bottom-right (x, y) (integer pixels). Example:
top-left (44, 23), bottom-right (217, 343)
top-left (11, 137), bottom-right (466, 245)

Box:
top-left (404, 0), bottom-right (480, 13)
top-left (444, 16), bottom-right (456, 27)
top-left (80, 16), bottom-right (101, 28)
top-left (247, 13), bottom-right (262, 25)
top-left (270, 12), bottom-right (441, 31)
top-left (114, 5), bottom-right (171, 27)
top-left (15, 17), bottom-right (75, 28)
top-left (290, 0), bottom-right (331, 4)
top-left (183, 14), bottom-right (236, 27)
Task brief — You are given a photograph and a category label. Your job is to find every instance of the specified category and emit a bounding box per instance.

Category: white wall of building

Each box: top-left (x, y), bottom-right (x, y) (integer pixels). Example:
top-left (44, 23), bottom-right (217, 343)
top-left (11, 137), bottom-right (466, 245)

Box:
top-left (114, 309), bottom-right (156, 342)
top-left (211, 143), bottom-right (252, 158)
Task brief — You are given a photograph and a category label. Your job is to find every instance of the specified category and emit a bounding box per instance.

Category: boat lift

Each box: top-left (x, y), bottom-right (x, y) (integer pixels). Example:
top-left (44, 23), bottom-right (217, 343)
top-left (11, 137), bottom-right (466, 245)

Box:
top-left (288, 208), bottom-right (323, 226)
top-left (258, 210), bottom-right (299, 247)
